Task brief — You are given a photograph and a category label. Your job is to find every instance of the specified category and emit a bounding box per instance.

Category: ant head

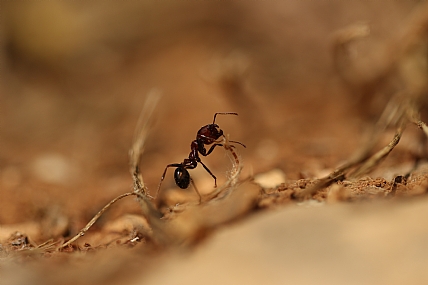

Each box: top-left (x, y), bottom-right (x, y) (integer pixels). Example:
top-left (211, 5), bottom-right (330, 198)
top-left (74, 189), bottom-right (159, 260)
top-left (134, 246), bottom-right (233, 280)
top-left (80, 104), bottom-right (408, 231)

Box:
top-left (197, 124), bottom-right (223, 144)
top-left (174, 167), bottom-right (190, 189)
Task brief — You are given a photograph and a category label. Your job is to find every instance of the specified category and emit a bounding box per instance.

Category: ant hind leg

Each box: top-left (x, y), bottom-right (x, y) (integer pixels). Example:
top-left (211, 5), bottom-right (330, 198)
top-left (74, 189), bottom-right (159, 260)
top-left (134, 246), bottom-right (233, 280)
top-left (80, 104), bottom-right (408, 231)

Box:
top-left (155, 163), bottom-right (182, 199)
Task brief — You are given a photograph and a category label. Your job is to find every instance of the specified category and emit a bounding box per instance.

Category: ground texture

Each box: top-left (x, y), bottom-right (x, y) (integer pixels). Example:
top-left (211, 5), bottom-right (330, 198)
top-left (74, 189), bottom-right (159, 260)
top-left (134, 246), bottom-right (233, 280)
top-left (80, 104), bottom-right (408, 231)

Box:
top-left (1, 1), bottom-right (428, 284)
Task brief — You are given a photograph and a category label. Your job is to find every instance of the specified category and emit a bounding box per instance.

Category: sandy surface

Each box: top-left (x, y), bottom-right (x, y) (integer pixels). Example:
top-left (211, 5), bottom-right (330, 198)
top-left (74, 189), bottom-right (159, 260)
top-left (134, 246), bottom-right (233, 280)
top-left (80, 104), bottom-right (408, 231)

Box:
top-left (1, 1), bottom-right (428, 284)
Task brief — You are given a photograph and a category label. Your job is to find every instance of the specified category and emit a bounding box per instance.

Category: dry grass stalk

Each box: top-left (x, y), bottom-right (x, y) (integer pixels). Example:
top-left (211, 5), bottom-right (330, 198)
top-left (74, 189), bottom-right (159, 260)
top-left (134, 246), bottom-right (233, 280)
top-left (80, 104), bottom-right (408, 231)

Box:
top-left (296, 5), bottom-right (428, 199)
top-left (58, 88), bottom-right (249, 248)
top-left (59, 90), bottom-right (162, 249)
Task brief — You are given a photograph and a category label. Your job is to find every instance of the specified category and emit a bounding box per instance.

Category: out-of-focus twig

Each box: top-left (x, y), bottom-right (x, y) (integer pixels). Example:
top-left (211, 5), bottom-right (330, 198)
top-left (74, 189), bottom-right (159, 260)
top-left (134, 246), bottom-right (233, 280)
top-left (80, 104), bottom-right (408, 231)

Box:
top-left (298, 4), bottom-right (428, 199)
top-left (203, 134), bottom-right (244, 202)
top-left (59, 192), bottom-right (136, 249)
top-left (59, 90), bottom-right (163, 249)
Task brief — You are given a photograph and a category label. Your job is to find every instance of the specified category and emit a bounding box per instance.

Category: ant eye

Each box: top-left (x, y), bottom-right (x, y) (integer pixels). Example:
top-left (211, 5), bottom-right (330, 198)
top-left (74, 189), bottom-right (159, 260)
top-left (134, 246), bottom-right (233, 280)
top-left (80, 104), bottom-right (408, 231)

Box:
top-left (174, 168), bottom-right (190, 189)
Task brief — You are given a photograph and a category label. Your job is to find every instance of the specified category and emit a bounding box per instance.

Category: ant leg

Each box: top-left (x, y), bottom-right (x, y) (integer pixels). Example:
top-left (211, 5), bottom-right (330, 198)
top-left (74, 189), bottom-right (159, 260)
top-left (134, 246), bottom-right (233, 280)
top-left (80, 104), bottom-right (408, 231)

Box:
top-left (155, 163), bottom-right (182, 199)
top-left (190, 178), bottom-right (202, 204)
top-left (198, 160), bottom-right (217, 187)
top-left (202, 140), bottom-right (245, 157)
top-left (204, 143), bottom-right (223, 156)
top-left (213, 112), bottom-right (238, 124)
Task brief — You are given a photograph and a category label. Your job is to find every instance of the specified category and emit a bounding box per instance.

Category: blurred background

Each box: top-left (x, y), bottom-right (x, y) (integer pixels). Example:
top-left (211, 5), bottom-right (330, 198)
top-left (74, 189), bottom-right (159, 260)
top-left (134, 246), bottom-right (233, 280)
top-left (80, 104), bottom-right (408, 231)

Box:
top-left (0, 0), bottom-right (421, 230)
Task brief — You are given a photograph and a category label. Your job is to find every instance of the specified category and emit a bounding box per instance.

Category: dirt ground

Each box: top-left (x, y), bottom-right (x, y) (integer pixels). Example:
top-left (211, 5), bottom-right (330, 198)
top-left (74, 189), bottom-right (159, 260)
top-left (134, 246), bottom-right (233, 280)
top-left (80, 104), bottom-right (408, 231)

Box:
top-left (1, 1), bottom-right (428, 284)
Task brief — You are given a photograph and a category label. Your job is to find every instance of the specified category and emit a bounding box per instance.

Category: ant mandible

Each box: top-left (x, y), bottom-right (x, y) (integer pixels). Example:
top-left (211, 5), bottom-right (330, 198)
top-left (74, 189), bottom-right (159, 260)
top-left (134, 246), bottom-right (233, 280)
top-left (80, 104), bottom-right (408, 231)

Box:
top-left (155, 112), bottom-right (246, 203)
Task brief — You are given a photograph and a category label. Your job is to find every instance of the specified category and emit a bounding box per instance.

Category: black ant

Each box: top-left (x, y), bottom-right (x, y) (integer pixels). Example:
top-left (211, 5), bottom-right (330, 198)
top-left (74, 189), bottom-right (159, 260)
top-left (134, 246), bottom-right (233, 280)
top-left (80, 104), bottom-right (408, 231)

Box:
top-left (155, 112), bottom-right (246, 203)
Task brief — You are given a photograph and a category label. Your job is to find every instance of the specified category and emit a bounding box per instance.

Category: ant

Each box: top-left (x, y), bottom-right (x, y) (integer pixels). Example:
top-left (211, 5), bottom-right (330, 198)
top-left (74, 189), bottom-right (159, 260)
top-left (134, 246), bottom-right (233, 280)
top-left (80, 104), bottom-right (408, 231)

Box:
top-left (155, 112), bottom-right (246, 203)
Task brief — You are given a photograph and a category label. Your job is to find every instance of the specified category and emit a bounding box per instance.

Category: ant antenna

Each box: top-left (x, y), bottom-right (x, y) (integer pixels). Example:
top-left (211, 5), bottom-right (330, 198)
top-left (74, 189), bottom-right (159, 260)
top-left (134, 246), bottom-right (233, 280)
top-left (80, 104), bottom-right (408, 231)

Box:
top-left (213, 112), bottom-right (238, 124)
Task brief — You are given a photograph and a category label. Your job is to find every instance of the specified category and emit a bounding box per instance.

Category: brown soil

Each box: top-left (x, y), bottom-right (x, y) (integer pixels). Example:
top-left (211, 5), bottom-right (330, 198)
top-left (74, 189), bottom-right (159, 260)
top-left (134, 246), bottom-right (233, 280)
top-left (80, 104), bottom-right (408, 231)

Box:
top-left (1, 1), bottom-right (428, 284)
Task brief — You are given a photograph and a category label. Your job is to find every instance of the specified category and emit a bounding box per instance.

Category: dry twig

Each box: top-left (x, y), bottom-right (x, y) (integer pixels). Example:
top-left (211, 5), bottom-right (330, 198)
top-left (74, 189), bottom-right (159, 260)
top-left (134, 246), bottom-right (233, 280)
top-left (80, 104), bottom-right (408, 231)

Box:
top-left (296, 4), bottom-right (428, 199)
top-left (59, 90), bottom-right (162, 249)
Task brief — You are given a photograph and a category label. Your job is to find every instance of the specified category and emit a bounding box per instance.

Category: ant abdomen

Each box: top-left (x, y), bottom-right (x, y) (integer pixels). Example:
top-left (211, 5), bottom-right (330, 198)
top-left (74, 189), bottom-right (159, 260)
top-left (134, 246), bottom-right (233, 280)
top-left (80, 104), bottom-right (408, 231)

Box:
top-left (174, 167), bottom-right (190, 189)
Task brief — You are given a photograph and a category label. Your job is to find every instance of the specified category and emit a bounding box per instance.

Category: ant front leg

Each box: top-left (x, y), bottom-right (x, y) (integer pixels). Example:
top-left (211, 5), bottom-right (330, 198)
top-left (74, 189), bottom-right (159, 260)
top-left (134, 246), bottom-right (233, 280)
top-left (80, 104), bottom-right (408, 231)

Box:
top-left (204, 141), bottom-right (246, 156)
top-left (202, 143), bottom-right (224, 156)
top-left (155, 163), bottom-right (182, 199)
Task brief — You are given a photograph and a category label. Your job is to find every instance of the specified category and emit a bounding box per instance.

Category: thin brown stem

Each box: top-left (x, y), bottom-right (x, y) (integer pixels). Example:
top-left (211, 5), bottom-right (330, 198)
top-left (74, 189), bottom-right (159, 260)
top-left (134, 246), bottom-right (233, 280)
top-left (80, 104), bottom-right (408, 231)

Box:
top-left (59, 192), bottom-right (136, 249)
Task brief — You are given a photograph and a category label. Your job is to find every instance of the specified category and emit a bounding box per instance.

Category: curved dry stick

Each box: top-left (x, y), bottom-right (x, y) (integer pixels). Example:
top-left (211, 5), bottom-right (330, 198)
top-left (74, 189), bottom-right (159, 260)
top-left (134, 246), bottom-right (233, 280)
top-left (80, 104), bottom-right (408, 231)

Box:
top-left (59, 192), bottom-right (136, 249)
top-left (130, 89), bottom-right (161, 197)
top-left (295, 123), bottom-right (405, 199)
top-left (202, 135), bottom-right (244, 201)
top-left (294, 95), bottom-right (407, 199)
top-left (415, 120), bottom-right (428, 138)
top-left (349, 126), bottom-right (404, 178)
top-left (57, 91), bottom-right (164, 250)
top-left (314, 6), bottom-right (428, 201)
top-left (407, 106), bottom-right (428, 138)
top-left (129, 92), bottom-right (164, 224)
